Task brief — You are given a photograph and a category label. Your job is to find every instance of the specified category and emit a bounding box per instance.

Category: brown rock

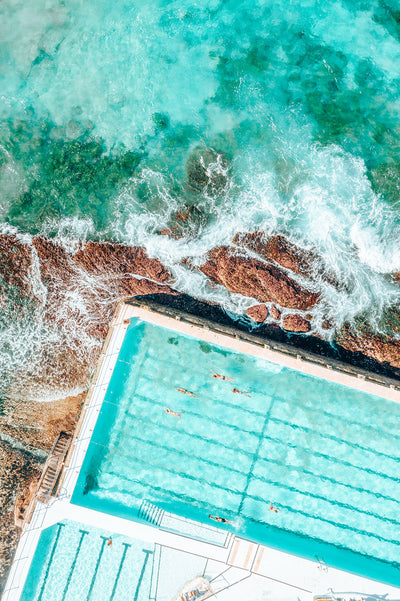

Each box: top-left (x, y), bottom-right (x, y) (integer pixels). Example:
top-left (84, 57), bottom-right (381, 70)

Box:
top-left (234, 231), bottom-right (339, 288)
top-left (246, 304), bottom-right (269, 323)
top-left (0, 234), bottom-right (176, 402)
top-left (321, 319), bottom-right (332, 330)
top-left (74, 242), bottom-right (171, 283)
top-left (335, 324), bottom-right (400, 369)
top-left (0, 234), bottom-right (34, 294)
top-left (270, 305), bottom-right (281, 320)
top-left (0, 442), bottom-right (42, 587)
top-left (33, 236), bottom-right (74, 279)
top-left (282, 314), bottom-right (312, 333)
top-left (233, 232), bottom-right (315, 276)
top-left (200, 246), bottom-right (319, 310)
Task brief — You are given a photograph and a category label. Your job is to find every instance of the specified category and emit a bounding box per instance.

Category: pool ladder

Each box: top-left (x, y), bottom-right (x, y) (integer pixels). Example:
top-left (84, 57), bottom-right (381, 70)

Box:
top-left (138, 500), bottom-right (165, 526)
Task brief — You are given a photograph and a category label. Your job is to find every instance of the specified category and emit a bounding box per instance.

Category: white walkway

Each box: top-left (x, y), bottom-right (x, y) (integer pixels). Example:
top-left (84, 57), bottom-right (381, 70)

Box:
top-left (3, 301), bottom-right (400, 601)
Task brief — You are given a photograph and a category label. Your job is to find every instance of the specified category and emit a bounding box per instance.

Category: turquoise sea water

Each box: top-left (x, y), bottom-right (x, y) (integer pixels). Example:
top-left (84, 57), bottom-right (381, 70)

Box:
top-left (73, 319), bottom-right (400, 586)
top-left (2, 1), bottom-right (400, 399)
top-left (21, 520), bottom-right (154, 601)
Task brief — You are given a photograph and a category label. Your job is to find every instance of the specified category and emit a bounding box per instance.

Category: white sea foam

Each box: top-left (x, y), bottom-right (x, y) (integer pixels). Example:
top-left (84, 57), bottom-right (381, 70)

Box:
top-left (2, 0), bottom-right (400, 404)
top-left (108, 131), bottom-right (400, 336)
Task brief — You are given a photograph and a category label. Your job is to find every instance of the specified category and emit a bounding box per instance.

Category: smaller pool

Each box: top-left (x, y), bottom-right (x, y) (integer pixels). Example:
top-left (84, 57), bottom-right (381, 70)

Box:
top-left (21, 520), bottom-right (154, 601)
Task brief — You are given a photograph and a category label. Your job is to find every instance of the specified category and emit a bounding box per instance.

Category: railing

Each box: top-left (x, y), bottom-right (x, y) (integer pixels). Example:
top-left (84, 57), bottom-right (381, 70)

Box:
top-left (126, 298), bottom-right (400, 391)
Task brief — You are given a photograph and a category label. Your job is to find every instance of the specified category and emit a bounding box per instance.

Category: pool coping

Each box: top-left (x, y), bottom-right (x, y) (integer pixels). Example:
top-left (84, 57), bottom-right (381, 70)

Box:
top-left (3, 298), bottom-right (400, 601)
top-left (125, 297), bottom-right (400, 402)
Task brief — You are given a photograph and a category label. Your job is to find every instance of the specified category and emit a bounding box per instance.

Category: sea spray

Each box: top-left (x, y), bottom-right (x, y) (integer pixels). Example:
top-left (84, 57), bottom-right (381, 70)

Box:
top-left (1, 0), bottom-right (400, 403)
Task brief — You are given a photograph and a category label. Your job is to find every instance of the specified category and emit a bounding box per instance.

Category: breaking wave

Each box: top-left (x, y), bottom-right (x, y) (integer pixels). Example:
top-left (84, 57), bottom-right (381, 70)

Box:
top-left (1, 0), bottom-right (400, 402)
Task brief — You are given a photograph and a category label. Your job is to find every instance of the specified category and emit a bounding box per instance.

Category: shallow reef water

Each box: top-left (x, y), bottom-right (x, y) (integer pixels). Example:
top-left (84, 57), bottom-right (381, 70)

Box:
top-left (1, 0), bottom-right (400, 401)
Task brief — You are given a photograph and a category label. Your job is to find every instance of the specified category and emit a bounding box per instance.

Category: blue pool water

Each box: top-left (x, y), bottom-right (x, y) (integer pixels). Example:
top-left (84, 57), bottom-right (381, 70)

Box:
top-left (20, 520), bottom-right (154, 601)
top-left (72, 319), bottom-right (400, 586)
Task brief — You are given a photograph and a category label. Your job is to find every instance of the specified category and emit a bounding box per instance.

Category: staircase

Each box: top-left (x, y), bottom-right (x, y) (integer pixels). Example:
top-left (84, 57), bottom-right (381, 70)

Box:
top-left (138, 500), bottom-right (165, 526)
top-left (37, 432), bottom-right (72, 503)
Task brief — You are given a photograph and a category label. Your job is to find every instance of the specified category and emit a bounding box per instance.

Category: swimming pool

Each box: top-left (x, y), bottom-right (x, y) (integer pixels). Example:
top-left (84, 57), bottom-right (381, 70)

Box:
top-left (20, 520), bottom-right (154, 601)
top-left (72, 318), bottom-right (400, 586)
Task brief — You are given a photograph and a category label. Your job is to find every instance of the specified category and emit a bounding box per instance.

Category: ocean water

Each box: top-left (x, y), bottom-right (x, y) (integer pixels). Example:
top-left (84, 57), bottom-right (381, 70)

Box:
top-left (1, 0), bottom-right (400, 400)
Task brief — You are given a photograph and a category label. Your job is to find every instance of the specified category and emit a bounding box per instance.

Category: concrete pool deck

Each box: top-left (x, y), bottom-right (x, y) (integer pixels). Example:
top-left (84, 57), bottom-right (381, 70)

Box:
top-left (3, 299), bottom-right (400, 600)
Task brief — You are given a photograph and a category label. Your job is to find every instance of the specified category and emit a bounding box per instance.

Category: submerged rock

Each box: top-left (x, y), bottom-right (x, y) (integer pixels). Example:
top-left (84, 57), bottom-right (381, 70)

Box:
top-left (186, 147), bottom-right (228, 194)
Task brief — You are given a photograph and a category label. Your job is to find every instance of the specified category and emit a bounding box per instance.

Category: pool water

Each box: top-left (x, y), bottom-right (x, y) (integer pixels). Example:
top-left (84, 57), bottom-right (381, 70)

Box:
top-left (72, 318), bottom-right (400, 585)
top-left (20, 520), bottom-right (154, 601)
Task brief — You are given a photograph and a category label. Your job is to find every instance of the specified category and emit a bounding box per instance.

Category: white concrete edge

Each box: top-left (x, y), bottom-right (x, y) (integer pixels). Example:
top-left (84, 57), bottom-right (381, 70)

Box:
top-left (3, 301), bottom-right (400, 601)
top-left (125, 303), bottom-right (400, 403)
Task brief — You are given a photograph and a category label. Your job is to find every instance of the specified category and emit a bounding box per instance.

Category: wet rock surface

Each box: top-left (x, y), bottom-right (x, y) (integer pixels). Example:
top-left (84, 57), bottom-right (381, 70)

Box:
top-left (245, 304), bottom-right (269, 323)
top-left (1, 230), bottom-right (400, 588)
top-left (282, 314), bottom-right (312, 333)
top-left (0, 235), bottom-right (176, 589)
top-left (234, 232), bottom-right (339, 288)
top-left (199, 246), bottom-right (320, 310)
top-left (234, 232), bottom-right (315, 277)
top-left (0, 443), bottom-right (42, 593)
top-left (335, 323), bottom-right (400, 370)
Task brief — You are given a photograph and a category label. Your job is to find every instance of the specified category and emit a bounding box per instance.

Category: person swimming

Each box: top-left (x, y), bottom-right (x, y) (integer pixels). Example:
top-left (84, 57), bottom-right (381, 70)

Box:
top-left (269, 504), bottom-right (279, 513)
top-left (208, 514), bottom-right (234, 524)
top-left (210, 370), bottom-right (234, 382)
top-left (175, 387), bottom-right (198, 397)
top-left (232, 388), bottom-right (252, 397)
top-left (164, 407), bottom-right (183, 421)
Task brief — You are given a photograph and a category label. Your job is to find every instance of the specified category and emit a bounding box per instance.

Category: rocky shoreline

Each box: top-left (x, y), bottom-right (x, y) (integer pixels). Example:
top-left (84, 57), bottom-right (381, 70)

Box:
top-left (1, 229), bottom-right (400, 590)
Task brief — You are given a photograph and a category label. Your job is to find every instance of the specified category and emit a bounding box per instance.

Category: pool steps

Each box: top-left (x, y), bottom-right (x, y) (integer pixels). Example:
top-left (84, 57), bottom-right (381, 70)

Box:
top-left (95, 409), bottom-right (400, 561)
top-left (138, 499), bottom-right (165, 526)
top-left (138, 500), bottom-right (233, 548)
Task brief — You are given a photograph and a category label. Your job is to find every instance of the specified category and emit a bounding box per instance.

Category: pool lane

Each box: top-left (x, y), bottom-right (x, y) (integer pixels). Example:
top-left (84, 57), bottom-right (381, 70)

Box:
top-left (21, 521), bottom-right (154, 601)
top-left (72, 318), bottom-right (400, 586)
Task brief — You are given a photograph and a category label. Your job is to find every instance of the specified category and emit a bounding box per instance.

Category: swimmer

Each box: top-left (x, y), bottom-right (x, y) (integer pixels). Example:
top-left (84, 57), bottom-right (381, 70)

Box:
top-left (164, 407), bottom-right (183, 421)
top-left (269, 504), bottom-right (279, 513)
top-left (210, 370), bottom-right (234, 382)
top-left (175, 387), bottom-right (198, 397)
top-left (107, 538), bottom-right (112, 547)
top-left (208, 514), bottom-right (234, 524)
top-left (232, 388), bottom-right (252, 397)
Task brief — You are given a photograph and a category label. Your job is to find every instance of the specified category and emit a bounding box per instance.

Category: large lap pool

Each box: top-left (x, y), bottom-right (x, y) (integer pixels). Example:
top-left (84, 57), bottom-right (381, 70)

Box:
top-left (72, 318), bottom-right (400, 586)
